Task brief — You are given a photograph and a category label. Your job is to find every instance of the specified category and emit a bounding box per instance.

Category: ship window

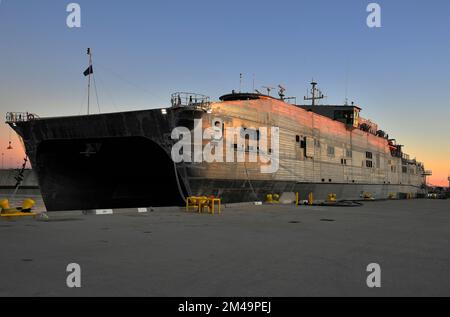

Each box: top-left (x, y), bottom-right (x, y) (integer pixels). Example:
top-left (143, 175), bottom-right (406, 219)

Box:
top-left (346, 149), bottom-right (352, 158)
top-left (402, 166), bottom-right (407, 173)
top-left (241, 128), bottom-right (260, 141)
top-left (327, 146), bottom-right (335, 156)
top-left (247, 145), bottom-right (258, 153)
top-left (296, 135), bottom-right (300, 142)
top-left (341, 158), bottom-right (347, 165)
top-left (366, 151), bottom-right (373, 159)
top-left (300, 138), bottom-right (306, 149)
top-left (366, 160), bottom-right (373, 168)
top-left (233, 143), bottom-right (247, 152)
top-left (315, 139), bottom-right (321, 148)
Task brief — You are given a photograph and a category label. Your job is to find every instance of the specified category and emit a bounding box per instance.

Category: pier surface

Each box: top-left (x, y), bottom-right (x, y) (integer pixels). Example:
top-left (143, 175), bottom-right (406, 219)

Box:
top-left (1, 199), bottom-right (449, 296)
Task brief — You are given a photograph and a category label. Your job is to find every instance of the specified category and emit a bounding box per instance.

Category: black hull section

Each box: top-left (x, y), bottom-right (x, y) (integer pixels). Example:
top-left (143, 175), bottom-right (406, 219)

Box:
top-left (36, 136), bottom-right (185, 211)
top-left (9, 108), bottom-right (199, 211)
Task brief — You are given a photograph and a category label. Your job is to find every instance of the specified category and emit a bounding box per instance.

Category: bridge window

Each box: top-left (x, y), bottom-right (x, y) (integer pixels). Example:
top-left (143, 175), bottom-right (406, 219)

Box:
top-left (314, 139), bottom-right (321, 148)
top-left (327, 146), bottom-right (335, 157)
top-left (241, 128), bottom-right (260, 141)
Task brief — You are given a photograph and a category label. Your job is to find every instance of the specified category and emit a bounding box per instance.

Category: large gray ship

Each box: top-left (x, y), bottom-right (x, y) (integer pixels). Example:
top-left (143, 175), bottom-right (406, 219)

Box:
top-left (6, 82), bottom-right (429, 211)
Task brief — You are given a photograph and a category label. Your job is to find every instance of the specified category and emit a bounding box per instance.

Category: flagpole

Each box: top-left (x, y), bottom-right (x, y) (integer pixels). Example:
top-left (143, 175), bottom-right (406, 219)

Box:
top-left (87, 48), bottom-right (92, 115)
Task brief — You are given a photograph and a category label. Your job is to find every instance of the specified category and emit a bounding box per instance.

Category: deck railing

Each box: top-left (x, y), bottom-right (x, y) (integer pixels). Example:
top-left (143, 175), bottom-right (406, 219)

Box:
top-left (171, 92), bottom-right (210, 111)
top-left (5, 112), bottom-right (40, 123)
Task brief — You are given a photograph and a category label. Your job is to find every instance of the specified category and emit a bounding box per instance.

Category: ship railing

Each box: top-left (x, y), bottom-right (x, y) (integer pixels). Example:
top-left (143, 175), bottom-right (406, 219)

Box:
top-left (422, 170), bottom-right (432, 176)
top-left (171, 92), bottom-right (211, 111)
top-left (5, 112), bottom-right (40, 123)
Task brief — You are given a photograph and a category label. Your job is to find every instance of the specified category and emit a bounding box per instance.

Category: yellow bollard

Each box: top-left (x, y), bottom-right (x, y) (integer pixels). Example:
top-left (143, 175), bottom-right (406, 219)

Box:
top-left (266, 194), bottom-right (273, 203)
top-left (198, 196), bottom-right (208, 213)
top-left (363, 192), bottom-right (373, 200)
top-left (0, 199), bottom-right (10, 210)
top-left (22, 199), bottom-right (36, 210)
top-left (308, 192), bottom-right (314, 205)
top-left (327, 193), bottom-right (337, 202)
top-left (273, 194), bottom-right (280, 203)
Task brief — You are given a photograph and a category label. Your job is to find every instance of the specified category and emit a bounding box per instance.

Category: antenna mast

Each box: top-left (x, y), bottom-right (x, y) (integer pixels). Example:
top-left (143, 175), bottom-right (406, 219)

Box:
top-left (262, 86), bottom-right (275, 96)
top-left (278, 85), bottom-right (286, 100)
top-left (239, 73), bottom-right (243, 93)
top-left (86, 48), bottom-right (93, 115)
top-left (304, 80), bottom-right (325, 106)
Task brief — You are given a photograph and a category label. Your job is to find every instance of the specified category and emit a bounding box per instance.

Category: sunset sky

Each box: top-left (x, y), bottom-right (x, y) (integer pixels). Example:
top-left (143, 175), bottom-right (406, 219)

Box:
top-left (0, 0), bottom-right (449, 186)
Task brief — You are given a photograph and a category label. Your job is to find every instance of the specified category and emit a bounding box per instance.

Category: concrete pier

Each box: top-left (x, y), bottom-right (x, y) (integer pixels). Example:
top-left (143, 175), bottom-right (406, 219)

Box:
top-left (0, 199), bottom-right (449, 296)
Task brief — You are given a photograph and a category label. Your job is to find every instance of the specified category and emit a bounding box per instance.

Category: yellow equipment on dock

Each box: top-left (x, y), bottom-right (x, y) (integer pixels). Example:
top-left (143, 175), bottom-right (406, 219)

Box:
top-left (186, 196), bottom-right (221, 215)
top-left (327, 193), bottom-right (337, 203)
top-left (0, 198), bottom-right (37, 220)
top-left (308, 192), bottom-right (314, 205)
top-left (362, 192), bottom-right (374, 200)
top-left (266, 193), bottom-right (280, 204)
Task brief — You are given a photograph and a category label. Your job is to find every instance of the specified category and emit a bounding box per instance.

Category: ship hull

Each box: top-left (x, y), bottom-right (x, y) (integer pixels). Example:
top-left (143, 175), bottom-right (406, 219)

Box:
top-left (34, 136), bottom-right (186, 211)
top-left (8, 96), bottom-right (426, 211)
top-left (9, 109), bottom-right (191, 210)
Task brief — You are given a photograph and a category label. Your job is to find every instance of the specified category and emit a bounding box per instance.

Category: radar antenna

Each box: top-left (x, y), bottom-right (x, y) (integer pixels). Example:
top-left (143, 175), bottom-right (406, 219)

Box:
top-left (262, 86), bottom-right (275, 96)
top-left (304, 80), bottom-right (325, 106)
top-left (278, 85), bottom-right (286, 100)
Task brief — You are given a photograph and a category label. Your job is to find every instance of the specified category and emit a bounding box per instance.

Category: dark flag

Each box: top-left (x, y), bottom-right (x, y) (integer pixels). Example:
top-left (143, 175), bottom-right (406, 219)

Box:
top-left (83, 65), bottom-right (93, 76)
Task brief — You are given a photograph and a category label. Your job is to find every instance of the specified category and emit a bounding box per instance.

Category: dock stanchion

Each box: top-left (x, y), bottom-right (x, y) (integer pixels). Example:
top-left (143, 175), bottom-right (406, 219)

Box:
top-left (308, 192), bottom-right (314, 205)
top-left (327, 193), bottom-right (337, 202)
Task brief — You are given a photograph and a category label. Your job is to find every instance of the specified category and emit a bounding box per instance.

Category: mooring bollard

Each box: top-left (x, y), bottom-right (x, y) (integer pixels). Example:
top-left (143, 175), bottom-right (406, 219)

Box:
top-left (308, 192), bottom-right (314, 205)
